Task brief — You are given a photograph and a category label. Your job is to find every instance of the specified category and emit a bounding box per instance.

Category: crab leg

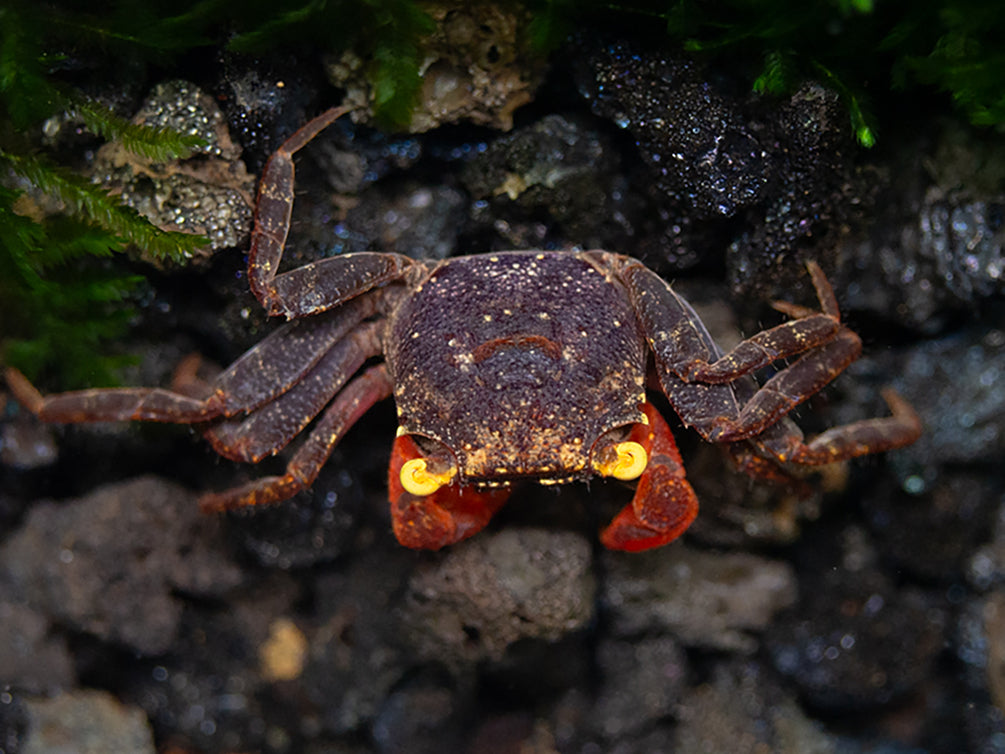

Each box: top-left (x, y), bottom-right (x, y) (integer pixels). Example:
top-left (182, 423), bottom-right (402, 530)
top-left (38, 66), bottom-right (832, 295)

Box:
top-left (5, 366), bottom-right (228, 424)
top-left (746, 388), bottom-right (922, 465)
top-left (2, 295), bottom-right (379, 426)
top-left (213, 295), bottom-right (381, 415)
top-left (204, 322), bottom-right (383, 462)
top-left (680, 262), bottom-right (842, 382)
top-left (619, 256), bottom-right (889, 444)
top-left (706, 326), bottom-right (864, 441)
top-left (199, 364), bottom-right (394, 512)
top-left (617, 257), bottom-right (842, 385)
top-left (600, 402), bottom-right (699, 552)
top-left (249, 105), bottom-right (414, 318)
top-left (387, 434), bottom-right (511, 550)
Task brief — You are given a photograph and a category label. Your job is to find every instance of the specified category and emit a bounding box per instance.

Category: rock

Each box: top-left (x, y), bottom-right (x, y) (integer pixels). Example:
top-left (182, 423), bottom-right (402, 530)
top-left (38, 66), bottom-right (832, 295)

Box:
top-left (581, 41), bottom-right (770, 218)
top-left (225, 462), bottom-right (363, 569)
top-left (673, 662), bottom-right (836, 754)
top-left (302, 545), bottom-right (414, 736)
top-left (838, 121), bottom-right (1005, 333)
top-left (590, 636), bottom-right (687, 740)
top-left (970, 498), bottom-right (1005, 591)
top-left (601, 543), bottom-right (797, 652)
top-left (340, 182), bottom-right (467, 260)
top-left (403, 528), bottom-right (595, 663)
top-left (22, 690), bottom-right (155, 754)
top-left (768, 526), bottom-right (944, 710)
top-left (92, 80), bottom-right (256, 257)
top-left (371, 669), bottom-right (469, 754)
top-left (882, 329), bottom-right (1005, 477)
top-left (327, 3), bottom-right (547, 132)
top-left (0, 476), bottom-right (243, 655)
top-left (0, 414), bottom-right (57, 471)
top-left (957, 592), bottom-right (1005, 752)
top-left (120, 574), bottom-right (303, 754)
top-left (863, 469), bottom-right (998, 581)
top-left (0, 601), bottom-right (74, 694)
top-left (461, 113), bottom-right (636, 250)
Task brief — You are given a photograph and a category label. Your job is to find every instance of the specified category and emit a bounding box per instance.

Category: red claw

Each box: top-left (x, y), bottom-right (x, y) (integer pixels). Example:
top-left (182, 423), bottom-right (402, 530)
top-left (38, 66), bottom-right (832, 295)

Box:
top-left (388, 434), bottom-right (510, 550)
top-left (600, 402), bottom-right (699, 552)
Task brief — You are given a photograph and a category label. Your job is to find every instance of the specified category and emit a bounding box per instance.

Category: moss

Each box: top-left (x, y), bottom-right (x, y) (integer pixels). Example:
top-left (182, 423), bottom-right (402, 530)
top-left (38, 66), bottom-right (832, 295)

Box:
top-left (529, 0), bottom-right (1005, 144)
top-left (0, 3), bottom-right (211, 387)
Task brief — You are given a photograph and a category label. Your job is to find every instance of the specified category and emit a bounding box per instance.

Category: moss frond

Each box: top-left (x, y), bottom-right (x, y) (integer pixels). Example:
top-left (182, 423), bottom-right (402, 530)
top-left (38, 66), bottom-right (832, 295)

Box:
top-left (227, 0), bottom-right (436, 129)
top-left (72, 100), bottom-right (206, 162)
top-left (1, 151), bottom-right (207, 263)
top-left (0, 186), bottom-right (146, 386)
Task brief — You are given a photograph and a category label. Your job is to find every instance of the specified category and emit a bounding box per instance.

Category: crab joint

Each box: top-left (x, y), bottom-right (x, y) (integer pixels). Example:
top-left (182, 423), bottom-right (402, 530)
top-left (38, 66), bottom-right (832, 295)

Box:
top-left (400, 458), bottom-right (458, 496)
top-left (594, 441), bottom-right (648, 481)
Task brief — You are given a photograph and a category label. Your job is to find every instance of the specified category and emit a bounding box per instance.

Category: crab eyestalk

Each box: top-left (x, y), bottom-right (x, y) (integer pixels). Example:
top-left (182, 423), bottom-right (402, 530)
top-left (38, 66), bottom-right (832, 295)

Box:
top-left (593, 440), bottom-right (648, 481)
top-left (399, 457), bottom-right (458, 495)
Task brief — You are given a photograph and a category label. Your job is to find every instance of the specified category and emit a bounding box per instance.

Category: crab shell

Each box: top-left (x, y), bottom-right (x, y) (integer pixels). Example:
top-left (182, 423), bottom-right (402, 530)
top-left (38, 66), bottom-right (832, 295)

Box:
top-left (386, 252), bottom-right (647, 486)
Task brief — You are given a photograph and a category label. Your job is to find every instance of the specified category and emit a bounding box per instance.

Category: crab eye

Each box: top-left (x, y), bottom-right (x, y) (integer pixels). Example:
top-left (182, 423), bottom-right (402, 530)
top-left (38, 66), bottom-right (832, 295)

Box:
top-left (400, 457), bottom-right (458, 496)
top-left (594, 441), bottom-right (648, 481)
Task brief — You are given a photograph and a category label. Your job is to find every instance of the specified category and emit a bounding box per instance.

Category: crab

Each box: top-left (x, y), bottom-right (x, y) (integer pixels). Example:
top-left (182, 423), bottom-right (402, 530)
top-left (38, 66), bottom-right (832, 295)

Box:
top-left (5, 106), bottom-right (922, 552)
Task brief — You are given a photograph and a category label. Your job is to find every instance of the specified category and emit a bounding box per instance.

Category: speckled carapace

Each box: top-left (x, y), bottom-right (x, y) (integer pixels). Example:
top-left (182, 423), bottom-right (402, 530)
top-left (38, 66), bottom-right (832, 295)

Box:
top-left (5, 106), bottom-right (923, 552)
top-left (387, 252), bottom-right (647, 485)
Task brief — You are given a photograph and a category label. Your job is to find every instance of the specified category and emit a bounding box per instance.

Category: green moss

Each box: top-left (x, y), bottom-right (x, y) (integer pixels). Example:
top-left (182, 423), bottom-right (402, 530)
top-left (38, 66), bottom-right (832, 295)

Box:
top-left (528, 0), bottom-right (1005, 144)
top-left (227, 0), bottom-right (437, 129)
top-left (0, 2), bottom-right (208, 387)
top-left (0, 0), bottom-right (442, 387)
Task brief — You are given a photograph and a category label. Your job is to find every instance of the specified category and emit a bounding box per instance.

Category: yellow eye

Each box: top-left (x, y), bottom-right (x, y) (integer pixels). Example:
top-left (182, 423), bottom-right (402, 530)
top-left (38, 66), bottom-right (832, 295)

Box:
top-left (400, 458), bottom-right (457, 496)
top-left (594, 441), bottom-right (648, 481)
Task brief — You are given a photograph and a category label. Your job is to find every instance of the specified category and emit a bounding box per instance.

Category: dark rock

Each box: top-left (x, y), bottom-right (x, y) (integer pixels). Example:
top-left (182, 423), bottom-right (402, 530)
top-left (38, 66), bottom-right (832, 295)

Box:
top-left (372, 669), bottom-right (469, 754)
top-left (0, 476), bottom-right (243, 655)
top-left (863, 469), bottom-right (999, 581)
top-left (21, 690), bottom-right (155, 754)
top-left (0, 415), bottom-right (57, 471)
top-left (768, 526), bottom-right (944, 710)
top-left (339, 181), bottom-right (467, 260)
top-left (0, 601), bottom-right (74, 694)
top-left (727, 84), bottom-right (860, 299)
top-left (402, 528), bottom-right (595, 665)
top-left (838, 122), bottom-right (1005, 333)
top-left (590, 636), bottom-right (687, 740)
top-left (601, 543), bottom-right (796, 652)
top-left (0, 688), bottom-right (27, 754)
top-left (880, 328), bottom-right (1005, 482)
top-left (461, 113), bottom-right (638, 250)
top-left (302, 545), bottom-right (414, 736)
top-left (581, 41), bottom-right (770, 218)
top-left (225, 462), bottom-right (363, 569)
top-left (120, 573), bottom-right (301, 753)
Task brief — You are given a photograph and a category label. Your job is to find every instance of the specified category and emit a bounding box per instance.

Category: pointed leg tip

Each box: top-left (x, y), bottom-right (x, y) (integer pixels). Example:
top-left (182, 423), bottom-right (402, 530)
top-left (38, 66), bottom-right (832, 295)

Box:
top-left (4, 367), bottom-right (44, 415)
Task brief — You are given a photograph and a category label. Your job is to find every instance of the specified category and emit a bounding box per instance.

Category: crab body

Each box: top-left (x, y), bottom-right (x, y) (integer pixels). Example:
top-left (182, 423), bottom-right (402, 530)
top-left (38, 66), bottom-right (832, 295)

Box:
top-left (6, 107), bottom-right (923, 552)
top-left (387, 251), bottom-right (647, 485)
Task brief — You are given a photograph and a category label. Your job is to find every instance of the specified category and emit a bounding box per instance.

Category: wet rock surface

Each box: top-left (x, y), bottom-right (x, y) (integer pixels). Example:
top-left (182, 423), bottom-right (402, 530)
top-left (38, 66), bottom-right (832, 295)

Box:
top-left (403, 528), bottom-right (595, 663)
top-left (579, 41), bottom-right (771, 219)
top-left (601, 543), bottom-right (797, 653)
top-left (93, 80), bottom-right (256, 257)
top-left (768, 526), bottom-right (944, 711)
top-left (0, 476), bottom-right (243, 655)
top-left (1, 18), bottom-right (1002, 754)
top-left (327, 3), bottom-right (547, 132)
top-left (20, 690), bottom-right (156, 754)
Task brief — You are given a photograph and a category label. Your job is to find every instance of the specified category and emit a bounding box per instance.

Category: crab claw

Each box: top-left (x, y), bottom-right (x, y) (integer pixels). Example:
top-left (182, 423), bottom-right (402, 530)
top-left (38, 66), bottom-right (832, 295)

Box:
top-left (388, 434), bottom-right (510, 549)
top-left (599, 402), bottom-right (699, 552)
